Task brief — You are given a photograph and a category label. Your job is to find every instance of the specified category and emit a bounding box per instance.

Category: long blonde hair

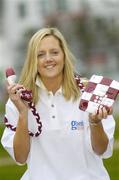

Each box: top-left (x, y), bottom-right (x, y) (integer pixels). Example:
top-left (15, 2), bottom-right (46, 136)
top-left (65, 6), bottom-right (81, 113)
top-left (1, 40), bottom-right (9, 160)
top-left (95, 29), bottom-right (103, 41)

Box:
top-left (19, 27), bottom-right (80, 104)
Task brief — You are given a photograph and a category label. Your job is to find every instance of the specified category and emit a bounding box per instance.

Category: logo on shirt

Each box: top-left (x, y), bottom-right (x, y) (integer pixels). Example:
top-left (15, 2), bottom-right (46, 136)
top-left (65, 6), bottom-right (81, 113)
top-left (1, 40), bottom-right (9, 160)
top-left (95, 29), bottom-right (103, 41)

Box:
top-left (71, 120), bottom-right (84, 130)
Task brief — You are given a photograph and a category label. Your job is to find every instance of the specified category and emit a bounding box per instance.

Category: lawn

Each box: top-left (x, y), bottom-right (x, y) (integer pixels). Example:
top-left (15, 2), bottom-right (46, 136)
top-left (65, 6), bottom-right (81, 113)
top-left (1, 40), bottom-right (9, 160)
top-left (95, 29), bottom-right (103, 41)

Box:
top-left (0, 165), bottom-right (26, 180)
top-left (0, 115), bottom-right (119, 180)
top-left (104, 114), bottom-right (119, 180)
top-left (0, 123), bottom-right (26, 180)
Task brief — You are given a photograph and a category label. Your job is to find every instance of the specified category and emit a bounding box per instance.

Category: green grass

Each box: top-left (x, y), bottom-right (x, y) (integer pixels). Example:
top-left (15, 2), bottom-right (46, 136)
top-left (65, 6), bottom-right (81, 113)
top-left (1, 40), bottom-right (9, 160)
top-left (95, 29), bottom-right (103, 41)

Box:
top-left (0, 165), bottom-right (26, 180)
top-left (103, 115), bottom-right (119, 180)
top-left (0, 123), bottom-right (27, 179)
top-left (0, 115), bottom-right (119, 180)
top-left (104, 149), bottom-right (119, 180)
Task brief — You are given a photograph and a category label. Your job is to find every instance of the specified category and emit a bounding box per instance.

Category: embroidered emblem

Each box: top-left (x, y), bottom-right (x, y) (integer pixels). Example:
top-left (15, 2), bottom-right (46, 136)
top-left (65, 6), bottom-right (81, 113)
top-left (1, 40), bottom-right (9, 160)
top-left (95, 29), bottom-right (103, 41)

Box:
top-left (71, 120), bottom-right (84, 130)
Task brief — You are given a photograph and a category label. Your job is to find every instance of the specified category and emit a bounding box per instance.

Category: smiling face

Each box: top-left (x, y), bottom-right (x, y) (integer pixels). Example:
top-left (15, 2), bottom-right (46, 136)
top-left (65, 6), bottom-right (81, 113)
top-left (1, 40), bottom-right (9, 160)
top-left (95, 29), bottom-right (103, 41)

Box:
top-left (37, 35), bottom-right (65, 83)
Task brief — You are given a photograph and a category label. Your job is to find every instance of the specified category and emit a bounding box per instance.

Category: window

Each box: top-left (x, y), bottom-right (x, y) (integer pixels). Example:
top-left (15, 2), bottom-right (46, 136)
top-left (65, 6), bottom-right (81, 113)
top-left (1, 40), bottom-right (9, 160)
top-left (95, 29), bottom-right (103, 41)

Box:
top-left (38, 0), bottom-right (57, 15)
top-left (0, 0), bottom-right (3, 18)
top-left (56, 0), bottom-right (67, 11)
top-left (18, 2), bottom-right (26, 18)
top-left (0, 0), bottom-right (3, 33)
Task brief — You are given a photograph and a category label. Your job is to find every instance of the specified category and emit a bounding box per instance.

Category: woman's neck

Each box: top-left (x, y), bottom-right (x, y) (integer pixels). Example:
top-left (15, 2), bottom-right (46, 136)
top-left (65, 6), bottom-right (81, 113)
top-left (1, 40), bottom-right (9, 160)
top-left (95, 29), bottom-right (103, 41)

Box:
top-left (41, 75), bottom-right (63, 94)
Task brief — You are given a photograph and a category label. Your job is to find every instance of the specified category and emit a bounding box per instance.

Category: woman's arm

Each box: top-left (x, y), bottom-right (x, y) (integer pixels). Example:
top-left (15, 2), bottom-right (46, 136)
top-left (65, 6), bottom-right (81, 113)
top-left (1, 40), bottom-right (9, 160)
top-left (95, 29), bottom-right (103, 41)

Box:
top-left (13, 111), bottom-right (30, 164)
top-left (89, 107), bottom-right (112, 155)
top-left (7, 83), bottom-right (30, 164)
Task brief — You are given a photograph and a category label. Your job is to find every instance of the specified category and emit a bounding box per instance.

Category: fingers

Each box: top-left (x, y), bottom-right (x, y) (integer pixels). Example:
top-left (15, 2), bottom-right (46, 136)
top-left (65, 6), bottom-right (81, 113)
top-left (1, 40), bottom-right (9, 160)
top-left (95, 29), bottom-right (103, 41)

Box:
top-left (89, 109), bottom-right (102, 123)
top-left (7, 84), bottom-right (24, 95)
top-left (7, 83), bottom-right (26, 103)
top-left (102, 107), bottom-right (108, 119)
top-left (89, 106), bottom-right (113, 123)
top-left (107, 107), bottom-right (113, 115)
top-left (6, 82), bottom-right (29, 113)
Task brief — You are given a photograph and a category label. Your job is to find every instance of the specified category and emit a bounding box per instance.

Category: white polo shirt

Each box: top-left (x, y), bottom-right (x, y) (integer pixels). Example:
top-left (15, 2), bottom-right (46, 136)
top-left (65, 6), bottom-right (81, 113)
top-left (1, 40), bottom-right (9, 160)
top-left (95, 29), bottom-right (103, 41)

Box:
top-left (1, 78), bottom-right (115, 180)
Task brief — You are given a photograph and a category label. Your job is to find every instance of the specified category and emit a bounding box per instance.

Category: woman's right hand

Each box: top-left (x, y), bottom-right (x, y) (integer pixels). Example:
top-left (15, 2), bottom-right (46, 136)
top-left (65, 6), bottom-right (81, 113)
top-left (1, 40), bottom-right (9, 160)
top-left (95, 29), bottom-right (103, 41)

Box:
top-left (7, 83), bottom-right (28, 114)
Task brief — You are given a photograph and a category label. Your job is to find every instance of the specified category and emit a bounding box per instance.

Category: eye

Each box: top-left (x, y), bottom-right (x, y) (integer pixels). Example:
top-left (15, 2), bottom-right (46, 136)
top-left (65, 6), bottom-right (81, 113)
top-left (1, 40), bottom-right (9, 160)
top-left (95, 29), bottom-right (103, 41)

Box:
top-left (51, 51), bottom-right (59, 55)
top-left (37, 53), bottom-right (45, 58)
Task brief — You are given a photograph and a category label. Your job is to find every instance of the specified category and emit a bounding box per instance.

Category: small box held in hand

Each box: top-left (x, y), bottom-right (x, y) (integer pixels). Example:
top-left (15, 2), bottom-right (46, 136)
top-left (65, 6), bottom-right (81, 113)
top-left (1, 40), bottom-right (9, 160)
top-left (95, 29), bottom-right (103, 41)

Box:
top-left (6, 67), bottom-right (16, 85)
top-left (79, 75), bottom-right (119, 113)
top-left (5, 67), bottom-right (32, 102)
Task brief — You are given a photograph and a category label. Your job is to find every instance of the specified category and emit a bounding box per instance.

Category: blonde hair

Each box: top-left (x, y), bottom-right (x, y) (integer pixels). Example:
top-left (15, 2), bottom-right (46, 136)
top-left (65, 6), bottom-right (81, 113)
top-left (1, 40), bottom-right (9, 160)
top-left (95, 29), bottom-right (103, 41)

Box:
top-left (19, 27), bottom-right (80, 104)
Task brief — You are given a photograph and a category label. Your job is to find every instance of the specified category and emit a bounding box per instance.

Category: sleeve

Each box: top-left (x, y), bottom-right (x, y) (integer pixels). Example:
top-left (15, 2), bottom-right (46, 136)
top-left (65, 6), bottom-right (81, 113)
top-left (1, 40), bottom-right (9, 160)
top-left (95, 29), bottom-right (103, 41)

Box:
top-left (1, 127), bottom-right (16, 160)
top-left (101, 115), bottom-right (115, 158)
top-left (1, 99), bottom-right (20, 163)
top-left (84, 114), bottom-right (115, 159)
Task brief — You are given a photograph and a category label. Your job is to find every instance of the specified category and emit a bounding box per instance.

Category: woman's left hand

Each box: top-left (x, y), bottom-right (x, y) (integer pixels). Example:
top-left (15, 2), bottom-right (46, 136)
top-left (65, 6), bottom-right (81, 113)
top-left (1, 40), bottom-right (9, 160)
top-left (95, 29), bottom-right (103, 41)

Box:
top-left (89, 106), bottom-right (113, 124)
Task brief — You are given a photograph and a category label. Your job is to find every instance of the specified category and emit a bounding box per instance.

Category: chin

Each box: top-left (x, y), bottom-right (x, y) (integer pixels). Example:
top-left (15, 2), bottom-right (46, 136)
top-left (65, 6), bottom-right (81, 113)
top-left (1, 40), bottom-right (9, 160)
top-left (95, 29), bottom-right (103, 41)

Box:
top-left (44, 72), bottom-right (62, 79)
top-left (46, 75), bottom-right (58, 79)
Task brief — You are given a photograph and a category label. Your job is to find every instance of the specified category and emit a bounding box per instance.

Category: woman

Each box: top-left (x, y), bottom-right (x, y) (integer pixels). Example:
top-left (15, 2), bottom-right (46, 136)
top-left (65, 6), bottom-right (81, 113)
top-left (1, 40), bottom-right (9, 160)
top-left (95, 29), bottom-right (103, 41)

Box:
top-left (1, 27), bottom-right (115, 180)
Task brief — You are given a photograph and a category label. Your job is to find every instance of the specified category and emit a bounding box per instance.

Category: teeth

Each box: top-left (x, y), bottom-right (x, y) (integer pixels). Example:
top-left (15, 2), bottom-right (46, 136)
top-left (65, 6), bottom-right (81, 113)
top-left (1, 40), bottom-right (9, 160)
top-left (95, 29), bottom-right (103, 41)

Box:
top-left (45, 65), bottom-right (55, 69)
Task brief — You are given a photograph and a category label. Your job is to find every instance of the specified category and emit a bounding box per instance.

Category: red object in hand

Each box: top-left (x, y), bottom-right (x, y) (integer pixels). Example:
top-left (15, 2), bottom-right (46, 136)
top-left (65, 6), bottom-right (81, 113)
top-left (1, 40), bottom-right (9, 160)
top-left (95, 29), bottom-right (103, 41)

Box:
top-left (6, 67), bottom-right (32, 101)
top-left (6, 67), bottom-right (16, 85)
top-left (6, 67), bottom-right (15, 78)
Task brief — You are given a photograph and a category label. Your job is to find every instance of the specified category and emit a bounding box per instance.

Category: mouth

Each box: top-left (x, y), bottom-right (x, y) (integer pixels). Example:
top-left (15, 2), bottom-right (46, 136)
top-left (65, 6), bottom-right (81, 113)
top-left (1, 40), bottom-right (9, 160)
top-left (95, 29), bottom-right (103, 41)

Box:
top-left (45, 64), bottom-right (56, 69)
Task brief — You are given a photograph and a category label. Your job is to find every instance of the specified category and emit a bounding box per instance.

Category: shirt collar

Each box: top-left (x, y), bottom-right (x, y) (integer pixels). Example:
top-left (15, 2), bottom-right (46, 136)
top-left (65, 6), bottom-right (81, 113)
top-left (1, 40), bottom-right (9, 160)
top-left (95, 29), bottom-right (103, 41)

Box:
top-left (35, 76), bottom-right (62, 94)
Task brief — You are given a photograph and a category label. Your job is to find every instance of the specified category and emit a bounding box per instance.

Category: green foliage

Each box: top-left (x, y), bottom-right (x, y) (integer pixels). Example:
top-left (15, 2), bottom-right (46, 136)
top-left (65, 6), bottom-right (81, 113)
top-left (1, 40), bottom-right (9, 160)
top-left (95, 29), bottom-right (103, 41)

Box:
top-left (0, 102), bottom-right (5, 114)
top-left (114, 114), bottom-right (119, 139)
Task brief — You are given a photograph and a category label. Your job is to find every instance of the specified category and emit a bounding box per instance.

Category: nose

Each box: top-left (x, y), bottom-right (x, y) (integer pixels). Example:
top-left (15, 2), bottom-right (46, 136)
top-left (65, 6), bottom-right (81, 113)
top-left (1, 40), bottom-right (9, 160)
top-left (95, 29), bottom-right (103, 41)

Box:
top-left (45, 53), bottom-right (53, 62)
